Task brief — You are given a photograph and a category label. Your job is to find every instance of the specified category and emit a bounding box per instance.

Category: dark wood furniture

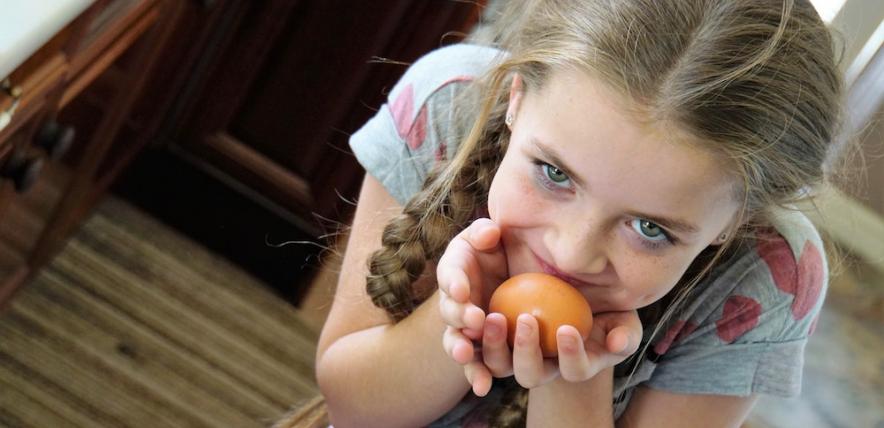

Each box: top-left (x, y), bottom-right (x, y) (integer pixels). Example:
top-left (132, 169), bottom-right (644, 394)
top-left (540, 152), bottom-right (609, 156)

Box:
top-left (0, 0), bottom-right (177, 306)
top-left (113, 0), bottom-right (484, 301)
top-left (0, 0), bottom-right (484, 306)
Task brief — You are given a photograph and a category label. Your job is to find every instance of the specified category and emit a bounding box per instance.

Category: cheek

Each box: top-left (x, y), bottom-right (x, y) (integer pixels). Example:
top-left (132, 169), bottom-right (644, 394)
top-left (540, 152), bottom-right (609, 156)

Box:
top-left (615, 254), bottom-right (686, 308)
top-left (488, 164), bottom-right (546, 226)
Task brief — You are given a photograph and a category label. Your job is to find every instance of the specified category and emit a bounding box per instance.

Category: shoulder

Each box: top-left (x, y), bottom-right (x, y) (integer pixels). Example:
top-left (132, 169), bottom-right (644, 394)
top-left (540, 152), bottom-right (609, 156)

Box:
top-left (749, 207), bottom-right (828, 335)
top-left (654, 208), bottom-right (827, 353)
top-left (389, 43), bottom-right (505, 103)
top-left (386, 44), bottom-right (504, 140)
top-left (348, 44), bottom-right (504, 205)
top-left (722, 208), bottom-right (826, 341)
top-left (637, 210), bottom-right (828, 398)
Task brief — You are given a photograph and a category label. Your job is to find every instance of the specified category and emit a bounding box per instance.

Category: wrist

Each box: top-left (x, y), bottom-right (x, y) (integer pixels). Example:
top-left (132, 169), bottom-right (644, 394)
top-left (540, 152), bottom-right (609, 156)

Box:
top-left (527, 368), bottom-right (615, 427)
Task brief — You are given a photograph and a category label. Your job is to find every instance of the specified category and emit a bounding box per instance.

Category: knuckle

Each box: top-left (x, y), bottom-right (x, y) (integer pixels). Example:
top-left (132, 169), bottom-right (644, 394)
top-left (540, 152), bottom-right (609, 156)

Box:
top-left (439, 302), bottom-right (454, 323)
top-left (442, 334), bottom-right (454, 355)
top-left (442, 303), bottom-right (463, 324)
top-left (514, 375), bottom-right (538, 389)
top-left (560, 368), bottom-right (586, 383)
top-left (483, 355), bottom-right (507, 375)
top-left (489, 365), bottom-right (513, 378)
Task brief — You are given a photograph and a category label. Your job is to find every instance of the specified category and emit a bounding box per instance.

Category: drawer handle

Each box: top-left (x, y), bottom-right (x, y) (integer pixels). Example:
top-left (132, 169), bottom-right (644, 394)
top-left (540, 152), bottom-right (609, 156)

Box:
top-left (1, 148), bottom-right (43, 193)
top-left (0, 78), bottom-right (22, 132)
top-left (35, 121), bottom-right (76, 160)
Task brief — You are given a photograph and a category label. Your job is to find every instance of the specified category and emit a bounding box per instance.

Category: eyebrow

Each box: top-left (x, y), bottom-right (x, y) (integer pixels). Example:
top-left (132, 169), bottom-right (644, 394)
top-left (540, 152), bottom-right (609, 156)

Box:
top-left (531, 137), bottom-right (588, 187)
top-left (626, 212), bottom-right (700, 235)
top-left (530, 137), bottom-right (701, 236)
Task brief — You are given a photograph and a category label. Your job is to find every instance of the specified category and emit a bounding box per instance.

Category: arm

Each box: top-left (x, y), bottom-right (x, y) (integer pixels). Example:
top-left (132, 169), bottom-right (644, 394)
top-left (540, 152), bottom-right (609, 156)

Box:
top-left (527, 368), bottom-right (615, 427)
top-left (616, 387), bottom-right (757, 428)
top-left (315, 175), bottom-right (471, 428)
top-left (525, 373), bottom-right (757, 428)
top-left (517, 310), bottom-right (640, 428)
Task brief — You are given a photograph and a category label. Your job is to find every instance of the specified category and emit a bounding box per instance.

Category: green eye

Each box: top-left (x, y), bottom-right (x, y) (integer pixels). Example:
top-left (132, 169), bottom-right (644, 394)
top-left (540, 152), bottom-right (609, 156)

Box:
top-left (544, 164), bottom-right (569, 183)
top-left (632, 219), bottom-right (667, 241)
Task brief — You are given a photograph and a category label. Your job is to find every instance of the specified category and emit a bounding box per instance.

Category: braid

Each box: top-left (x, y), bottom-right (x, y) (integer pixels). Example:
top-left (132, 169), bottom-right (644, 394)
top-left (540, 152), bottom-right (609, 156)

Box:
top-left (366, 79), bottom-right (510, 321)
top-left (490, 383), bottom-right (529, 427)
top-left (365, 210), bottom-right (428, 320)
top-left (365, 180), bottom-right (459, 321)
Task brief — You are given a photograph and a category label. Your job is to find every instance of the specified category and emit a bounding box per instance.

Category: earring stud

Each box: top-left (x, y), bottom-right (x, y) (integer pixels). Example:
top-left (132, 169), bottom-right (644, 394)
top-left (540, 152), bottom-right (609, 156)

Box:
top-left (505, 114), bottom-right (514, 126)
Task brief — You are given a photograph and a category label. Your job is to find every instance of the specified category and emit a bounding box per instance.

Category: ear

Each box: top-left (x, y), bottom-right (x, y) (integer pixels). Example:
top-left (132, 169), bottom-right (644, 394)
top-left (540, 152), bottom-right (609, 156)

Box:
top-left (506, 73), bottom-right (524, 130)
top-left (711, 220), bottom-right (738, 246)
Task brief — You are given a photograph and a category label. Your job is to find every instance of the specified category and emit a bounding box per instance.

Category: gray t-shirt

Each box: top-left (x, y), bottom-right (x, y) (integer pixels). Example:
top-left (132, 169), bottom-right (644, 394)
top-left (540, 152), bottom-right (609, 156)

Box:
top-left (349, 44), bottom-right (827, 426)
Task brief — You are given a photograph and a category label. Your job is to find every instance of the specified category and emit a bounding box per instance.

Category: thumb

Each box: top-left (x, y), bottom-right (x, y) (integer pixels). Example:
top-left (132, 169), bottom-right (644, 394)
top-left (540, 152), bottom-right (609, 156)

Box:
top-left (596, 310), bottom-right (642, 356)
top-left (467, 218), bottom-right (501, 252)
top-left (606, 325), bottom-right (640, 357)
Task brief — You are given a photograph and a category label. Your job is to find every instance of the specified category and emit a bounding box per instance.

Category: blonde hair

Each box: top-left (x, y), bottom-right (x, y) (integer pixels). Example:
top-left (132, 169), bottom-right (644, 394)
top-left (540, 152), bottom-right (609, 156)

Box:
top-left (366, 0), bottom-right (843, 425)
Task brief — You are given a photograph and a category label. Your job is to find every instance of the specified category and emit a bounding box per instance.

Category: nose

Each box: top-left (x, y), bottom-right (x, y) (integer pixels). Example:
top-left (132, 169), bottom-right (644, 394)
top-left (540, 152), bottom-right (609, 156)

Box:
top-left (546, 216), bottom-right (609, 276)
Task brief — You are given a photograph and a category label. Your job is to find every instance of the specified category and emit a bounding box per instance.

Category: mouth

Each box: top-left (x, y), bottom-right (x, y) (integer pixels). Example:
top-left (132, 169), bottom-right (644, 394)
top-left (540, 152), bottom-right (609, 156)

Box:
top-left (532, 252), bottom-right (605, 289)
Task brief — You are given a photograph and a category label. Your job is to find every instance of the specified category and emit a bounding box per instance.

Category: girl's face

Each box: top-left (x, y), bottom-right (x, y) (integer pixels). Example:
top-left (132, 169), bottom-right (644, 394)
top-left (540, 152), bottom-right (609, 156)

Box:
top-left (488, 69), bottom-right (740, 313)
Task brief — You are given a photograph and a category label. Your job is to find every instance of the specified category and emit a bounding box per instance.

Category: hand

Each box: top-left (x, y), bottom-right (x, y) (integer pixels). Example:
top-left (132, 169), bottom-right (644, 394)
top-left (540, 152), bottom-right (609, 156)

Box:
top-left (437, 218), bottom-right (508, 396)
top-left (480, 309), bottom-right (643, 389)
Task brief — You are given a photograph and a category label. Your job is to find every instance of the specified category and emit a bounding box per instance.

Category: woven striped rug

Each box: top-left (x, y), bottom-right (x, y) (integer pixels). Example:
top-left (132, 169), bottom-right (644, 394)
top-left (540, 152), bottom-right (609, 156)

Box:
top-left (0, 197), bottom-right (320, 427)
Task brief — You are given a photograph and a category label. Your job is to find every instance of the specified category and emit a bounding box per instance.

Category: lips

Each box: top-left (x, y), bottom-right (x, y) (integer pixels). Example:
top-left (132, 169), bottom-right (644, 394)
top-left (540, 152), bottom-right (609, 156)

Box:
top-left (533, 252), bottom-right (602, 289)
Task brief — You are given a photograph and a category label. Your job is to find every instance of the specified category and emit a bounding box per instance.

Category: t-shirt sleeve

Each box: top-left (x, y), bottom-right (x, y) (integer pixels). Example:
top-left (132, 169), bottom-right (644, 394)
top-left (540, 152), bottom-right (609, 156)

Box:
top-left (348, 44), bottom-right (502, 205)
top-left (645, 211), bottom-right (828, 397)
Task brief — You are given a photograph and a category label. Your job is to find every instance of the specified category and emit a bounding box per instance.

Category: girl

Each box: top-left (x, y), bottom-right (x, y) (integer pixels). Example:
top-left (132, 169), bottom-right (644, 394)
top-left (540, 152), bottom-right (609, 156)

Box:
top-left (314, 0), bottom-right (843, 426)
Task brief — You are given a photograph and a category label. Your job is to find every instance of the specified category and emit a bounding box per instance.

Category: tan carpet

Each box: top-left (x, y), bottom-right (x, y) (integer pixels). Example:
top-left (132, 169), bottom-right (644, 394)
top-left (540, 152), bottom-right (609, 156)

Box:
top-left (0, 197), bottom-right (320, 427)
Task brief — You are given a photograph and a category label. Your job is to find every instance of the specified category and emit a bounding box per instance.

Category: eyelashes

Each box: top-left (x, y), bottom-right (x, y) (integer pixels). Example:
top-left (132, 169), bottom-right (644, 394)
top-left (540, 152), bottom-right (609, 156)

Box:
top-left (531, 158), bottom-right (677, 250)
top-left (532, 160), bottom-right (572, 192)
top-left (630, 219), bottom-right (676, 249)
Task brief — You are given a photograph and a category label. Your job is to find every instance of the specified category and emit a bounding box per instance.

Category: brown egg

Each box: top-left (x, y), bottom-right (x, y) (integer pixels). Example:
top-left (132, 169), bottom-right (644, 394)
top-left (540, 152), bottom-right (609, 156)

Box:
top-left (488, 272), bottom-right (593, 357)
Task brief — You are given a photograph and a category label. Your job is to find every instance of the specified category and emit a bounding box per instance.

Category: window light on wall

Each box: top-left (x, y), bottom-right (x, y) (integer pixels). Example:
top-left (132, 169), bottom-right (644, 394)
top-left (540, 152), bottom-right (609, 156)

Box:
top-left (810, 0), bottom-right (847, 22)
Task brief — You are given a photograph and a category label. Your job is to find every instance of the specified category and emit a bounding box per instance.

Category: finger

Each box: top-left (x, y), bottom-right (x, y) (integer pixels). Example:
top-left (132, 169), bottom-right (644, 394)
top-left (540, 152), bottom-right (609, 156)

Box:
top-left (443, 326), bottom-right (474, 365)
top-left (481, 313), bottom-right (514, 377)
top-left (594, 311), bottom-right (642, 353)
top-left (512, 314), bottom-right (557, 388)
top-left (556, 325), bottom-right (594, 382)
top-left (464, 306), bottom-right (486, 334)
top-left (464, 360), bottom-right (493, 397)
top-left (436, 262), bottom-right (471, 303)
top-left (438, 292), bottom-right (468, 327)
top-left (439, 292), bottom-right (485, 333)
top-left (464, 218), bottom-right (501, 252)
top-left (437, 239), bottom-right (483, 306)
top-left (602, 314), bottom-right (642, 356)
top-left (606, 325), bottom-right (639, 356)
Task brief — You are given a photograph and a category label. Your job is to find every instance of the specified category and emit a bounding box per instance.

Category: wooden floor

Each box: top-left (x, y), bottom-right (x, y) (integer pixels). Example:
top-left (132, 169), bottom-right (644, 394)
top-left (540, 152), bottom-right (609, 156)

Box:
top-left (0, 197), bottom-right (320, 427)
top-left (0, 196), bottom-right (881, 427)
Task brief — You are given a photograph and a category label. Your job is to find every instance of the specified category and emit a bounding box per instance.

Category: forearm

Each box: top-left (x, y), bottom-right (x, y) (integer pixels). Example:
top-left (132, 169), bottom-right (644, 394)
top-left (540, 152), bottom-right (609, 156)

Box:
top-left (527, 368), bottom-right (615, 428)
top-left (317, 291), bottom-right (471, 428)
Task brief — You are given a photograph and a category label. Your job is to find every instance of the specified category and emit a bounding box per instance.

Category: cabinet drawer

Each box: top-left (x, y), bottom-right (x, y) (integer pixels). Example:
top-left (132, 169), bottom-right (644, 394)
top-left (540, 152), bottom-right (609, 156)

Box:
top-left (0, 53), bottom-right (68, 144)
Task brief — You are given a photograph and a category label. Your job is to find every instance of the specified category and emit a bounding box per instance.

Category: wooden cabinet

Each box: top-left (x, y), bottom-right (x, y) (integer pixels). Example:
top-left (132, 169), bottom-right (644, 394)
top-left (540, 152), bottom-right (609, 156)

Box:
top-left (176, 1), bottom-right (483, 228)
top-left (0, 0), bottom-right (485, 305)
top-left (0, 0), bottom-right (174, 305)
top-left (115, 0), bottom-right (484, 300)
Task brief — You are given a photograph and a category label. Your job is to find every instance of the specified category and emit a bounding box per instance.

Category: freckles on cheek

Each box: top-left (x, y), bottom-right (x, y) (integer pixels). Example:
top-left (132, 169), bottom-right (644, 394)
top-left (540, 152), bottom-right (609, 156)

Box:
top-left (488, 171), bottom-right (542, 224)
top-left (620, 256), bottom-right (678, 307)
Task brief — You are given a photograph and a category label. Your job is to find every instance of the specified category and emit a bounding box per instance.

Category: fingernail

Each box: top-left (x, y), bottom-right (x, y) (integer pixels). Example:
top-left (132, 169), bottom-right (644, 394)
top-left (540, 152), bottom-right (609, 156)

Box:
top-left (558, 335), bottom-right (578, 352)
top-left (516, 316), bottom-right (533, 345)
top-left (470, 225), bottom-right (486, 241)
top-left (485, 324), bottom-right (500, 340)
top-left (518, 314), bottom-right (533, 329)
top-left (468, 307), bottom-right (485, 327)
